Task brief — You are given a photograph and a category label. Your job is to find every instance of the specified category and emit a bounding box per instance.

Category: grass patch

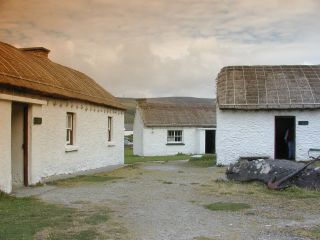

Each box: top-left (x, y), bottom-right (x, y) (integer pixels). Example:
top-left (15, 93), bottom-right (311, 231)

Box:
top-left (0, 192), bottom-right (115, 239)
top-left (47, 174), bottom-right (122, 187)
top-left (205, 202), bottom-right (251, 211)
top-left (291, 225), bottom-right (320, 240)
top-left (163, 181), bottom-right (173, 184)
top-left (188, 154), bottom-right (216, 167)
top-left (260, 185), bottom-right (320, 199)
top-left (84, 211), bottom-right (109, 225)
top-left (0, 193), bottom-right (76, 239)
top-left (48, 229), bottom-right (98, 240)
top-left (193, 237), bottom-right (218, 240)
top-left (125, 147), bottom-right (190, 164)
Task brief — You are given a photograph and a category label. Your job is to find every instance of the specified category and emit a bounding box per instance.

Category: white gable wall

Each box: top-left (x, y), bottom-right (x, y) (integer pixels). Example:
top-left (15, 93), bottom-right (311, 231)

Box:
top-left (217, 108), bottom-right (320, 165)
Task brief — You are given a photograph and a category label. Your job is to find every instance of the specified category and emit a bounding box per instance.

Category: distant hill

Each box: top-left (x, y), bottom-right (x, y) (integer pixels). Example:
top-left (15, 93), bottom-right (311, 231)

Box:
top-left (118, 98), bottom-right (137, 125)
top-left (118, 97), bottom-right (215, 125)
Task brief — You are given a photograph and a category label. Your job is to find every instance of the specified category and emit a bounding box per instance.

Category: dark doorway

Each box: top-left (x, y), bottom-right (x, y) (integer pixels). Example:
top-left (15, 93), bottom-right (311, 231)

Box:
top-left (275, 116), bottom-right (295, 160)
top-left (11, 103), bottom-right (29, 187)
top-left (205, 130), bottom-right (215, 154)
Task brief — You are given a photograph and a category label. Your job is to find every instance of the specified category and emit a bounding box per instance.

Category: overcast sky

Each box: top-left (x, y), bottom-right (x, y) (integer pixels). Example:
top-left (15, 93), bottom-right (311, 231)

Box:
top-left (1, 0), bottom-right (320, 98)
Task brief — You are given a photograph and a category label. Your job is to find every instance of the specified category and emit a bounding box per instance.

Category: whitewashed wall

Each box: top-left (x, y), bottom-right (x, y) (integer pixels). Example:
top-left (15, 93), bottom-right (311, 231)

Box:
top-left (142, 127), bottom-right (198, 156)
top-left (29, 98), bottom-right (124, 184)
top-left (0, 100), bottom-right (12, 193)
top-left (133, 109), bottom-right (212, 156)
top-left (0, 96), bottom-right (124, 193)
top-left (216, 108), bottom-right (320, 165)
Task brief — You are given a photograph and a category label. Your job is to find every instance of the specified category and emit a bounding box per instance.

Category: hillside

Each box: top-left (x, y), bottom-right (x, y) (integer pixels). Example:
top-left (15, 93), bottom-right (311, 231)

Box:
top-left (118, 97), bottom-right (215, 126)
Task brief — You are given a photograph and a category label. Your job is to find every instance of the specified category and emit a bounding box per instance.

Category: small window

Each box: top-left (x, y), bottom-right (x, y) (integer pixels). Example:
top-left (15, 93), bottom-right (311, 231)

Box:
top-left (167, 130), bottom-right (183, 143)
top-left (66, 113), bottom-right (74, 145)
top-left (108, 116), bottom-right (112, 142)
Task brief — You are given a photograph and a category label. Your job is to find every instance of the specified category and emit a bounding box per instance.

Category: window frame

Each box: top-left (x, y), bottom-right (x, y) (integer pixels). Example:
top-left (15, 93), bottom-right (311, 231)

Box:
top-left (167, 130), bottom-right (183, 143)
top-left (107, 116), bottom-right (113, 142)
top-left (66, 112), bottom-right (74, 145)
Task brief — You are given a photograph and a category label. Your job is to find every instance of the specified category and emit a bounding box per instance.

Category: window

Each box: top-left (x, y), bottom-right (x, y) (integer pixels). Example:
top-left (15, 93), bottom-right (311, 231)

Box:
top-left (167, 130), bottom-right (183, 143)
top-left (66, 113), bottom-right (74, 145)
top-left (108, 116), bottom-right (112, 142)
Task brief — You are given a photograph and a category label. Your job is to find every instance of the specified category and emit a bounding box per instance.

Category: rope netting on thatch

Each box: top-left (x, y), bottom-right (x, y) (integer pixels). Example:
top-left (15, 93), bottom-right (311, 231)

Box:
top-left (217, 65), bottom-right (320, 110)
top-left (138, 98), bottom-right (216, 127)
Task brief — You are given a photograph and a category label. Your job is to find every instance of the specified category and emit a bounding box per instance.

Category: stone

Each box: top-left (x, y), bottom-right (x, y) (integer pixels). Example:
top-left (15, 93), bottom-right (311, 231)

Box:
top-left (226, 159), bottom-right (320, 190)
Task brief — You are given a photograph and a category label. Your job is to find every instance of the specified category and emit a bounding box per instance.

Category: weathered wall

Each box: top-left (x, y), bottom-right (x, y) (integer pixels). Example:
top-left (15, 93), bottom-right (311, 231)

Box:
top-left (0, 100), bottom-right (12, 193)
top-left (216, 108), bottom-right (320, 165)
top-left (29, 98), bottom-right (124, 184)
top-left (11, 103), bottom-right (24, 186)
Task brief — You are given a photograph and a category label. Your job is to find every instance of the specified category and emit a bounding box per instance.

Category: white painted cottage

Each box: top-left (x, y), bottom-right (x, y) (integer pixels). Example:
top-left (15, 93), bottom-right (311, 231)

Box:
top-left (216, 65), bottom-right (320, 165)
top-left (133, 97), bottom-right (216, 156)
top-left (0, 41), bottom-right (125, 193)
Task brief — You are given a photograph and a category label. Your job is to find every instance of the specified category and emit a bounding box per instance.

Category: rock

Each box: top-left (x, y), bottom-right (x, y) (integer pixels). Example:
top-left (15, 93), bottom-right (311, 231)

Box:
top-left (226, 159), bottom-right (320, 190)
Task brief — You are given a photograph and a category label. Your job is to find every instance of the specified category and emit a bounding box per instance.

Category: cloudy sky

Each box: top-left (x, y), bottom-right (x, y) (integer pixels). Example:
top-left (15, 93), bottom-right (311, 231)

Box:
top-left (1, 0), bottom-right (320, 98)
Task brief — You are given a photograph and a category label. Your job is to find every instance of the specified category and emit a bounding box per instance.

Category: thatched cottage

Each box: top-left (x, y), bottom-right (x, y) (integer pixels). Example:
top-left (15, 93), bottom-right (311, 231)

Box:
top-left (133, 97), bottom-right (216, 156)
top-left (0, 41), bottom-right (125, 193)
top-left (216, 65), bottom-right (320, 165)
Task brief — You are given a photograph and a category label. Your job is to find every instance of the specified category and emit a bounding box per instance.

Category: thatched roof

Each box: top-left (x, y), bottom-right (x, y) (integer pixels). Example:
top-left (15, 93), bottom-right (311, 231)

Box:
top-left (137, 97), bottom-right (216, 127)
top-left (217, 65), bottom-right (320, 110)
top-left (0, 41), bottom-right (125, 110)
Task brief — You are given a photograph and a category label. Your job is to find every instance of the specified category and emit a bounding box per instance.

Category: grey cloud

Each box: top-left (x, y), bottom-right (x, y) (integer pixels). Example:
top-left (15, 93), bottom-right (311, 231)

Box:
top-left (0, 0), bottom-right (320, 98)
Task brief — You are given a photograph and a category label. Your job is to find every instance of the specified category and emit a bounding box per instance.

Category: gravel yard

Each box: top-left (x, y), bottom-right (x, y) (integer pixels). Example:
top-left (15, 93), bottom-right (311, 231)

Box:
top-left (14, 160), bottom-right (320, 240)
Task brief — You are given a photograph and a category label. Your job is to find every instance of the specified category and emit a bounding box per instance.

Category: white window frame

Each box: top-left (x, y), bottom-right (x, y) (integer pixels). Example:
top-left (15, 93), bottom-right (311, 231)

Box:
top-left (66, 112), bottom-right (74, 145)
top-left (108, 116), bottom-right (113, 142)
top-left (167, 130), bottom-right (183, 143)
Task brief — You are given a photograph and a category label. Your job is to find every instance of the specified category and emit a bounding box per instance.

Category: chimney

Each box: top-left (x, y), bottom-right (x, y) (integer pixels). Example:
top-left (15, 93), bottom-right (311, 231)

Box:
top-left (19, 47), bottom-right (50, 58)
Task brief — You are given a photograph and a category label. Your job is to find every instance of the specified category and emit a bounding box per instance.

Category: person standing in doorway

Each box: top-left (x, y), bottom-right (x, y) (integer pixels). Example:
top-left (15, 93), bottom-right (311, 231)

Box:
top-left (284, 128), bottom-right (294, 160)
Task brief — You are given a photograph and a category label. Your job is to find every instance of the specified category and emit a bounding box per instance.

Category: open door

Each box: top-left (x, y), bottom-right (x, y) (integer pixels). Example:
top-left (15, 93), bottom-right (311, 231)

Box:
top-left (205, 130), bottom-right (216, 154)
top-left (11, 103), bottom-right (29, 187)
top-left (275, 116), bottom-right (295, 160)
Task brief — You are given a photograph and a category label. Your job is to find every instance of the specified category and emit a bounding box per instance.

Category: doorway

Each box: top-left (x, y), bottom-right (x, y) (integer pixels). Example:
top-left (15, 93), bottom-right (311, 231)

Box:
top-left (275, 116), bottom-right (295, 160)
top-left (11, 103), bottom-right (29, 187)
top-left (205, 130), bottom-right (216, 154)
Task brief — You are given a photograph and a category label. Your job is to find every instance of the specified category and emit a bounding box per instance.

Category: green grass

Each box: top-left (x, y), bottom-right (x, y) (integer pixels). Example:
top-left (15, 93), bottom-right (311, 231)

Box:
top-left (84, 211), bottom-right (109, 225)
top-left (47, 174), bottom-right (122, 187)
top-left (124, 147), bottom-right (190, 164)
top-left (0, 192), bottom-right (114, 239)
top-left (260, 185), bottom-right (320, 199)
top-left (163, 181), bottom-right (173, 184)
top-left (0, 192), bottom-right (76, 239)
top-left (48, 229), bottom-right (98, 240)
top-left (308, 226), bottom-right (320, 239)
top-left (291, 225), bottom-right (320, 239)
top-left (205, 202), bottom-right (251, 211)
top-left (188, 154), bottom-right (216, 167)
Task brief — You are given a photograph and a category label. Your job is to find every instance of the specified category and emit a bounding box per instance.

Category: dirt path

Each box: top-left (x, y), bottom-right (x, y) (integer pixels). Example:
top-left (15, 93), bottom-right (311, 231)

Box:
top-left (15, 161), bottom-right (320, 240)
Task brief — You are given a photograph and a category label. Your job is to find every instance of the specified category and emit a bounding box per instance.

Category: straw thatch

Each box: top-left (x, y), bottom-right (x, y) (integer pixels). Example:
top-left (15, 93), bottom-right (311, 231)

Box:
top-left (217, 65), bottom-right (320, 110)
top-left (137, 97), bottom-right (216, 127)
top-left (0, 41), bottom-right (125, 110)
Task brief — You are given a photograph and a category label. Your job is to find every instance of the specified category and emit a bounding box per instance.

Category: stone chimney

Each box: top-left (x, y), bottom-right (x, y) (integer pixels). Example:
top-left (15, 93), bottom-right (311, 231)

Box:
top-left (19, 47), bottom-right (50, 58)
